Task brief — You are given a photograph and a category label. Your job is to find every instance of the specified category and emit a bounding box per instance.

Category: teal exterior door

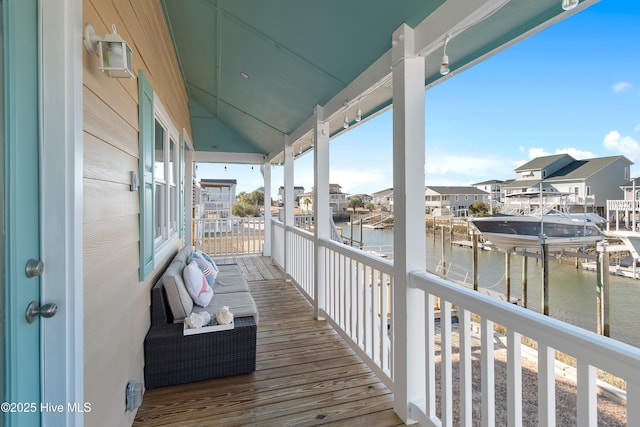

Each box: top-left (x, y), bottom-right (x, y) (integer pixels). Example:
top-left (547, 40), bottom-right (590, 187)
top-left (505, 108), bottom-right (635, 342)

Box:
top-left (3, 0), bottom-right (42, 426)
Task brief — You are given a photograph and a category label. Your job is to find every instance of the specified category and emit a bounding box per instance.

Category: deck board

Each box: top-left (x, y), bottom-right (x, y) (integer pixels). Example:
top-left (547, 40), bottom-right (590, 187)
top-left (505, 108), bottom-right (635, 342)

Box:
top-left (134, 256), bottom-right (402, 427)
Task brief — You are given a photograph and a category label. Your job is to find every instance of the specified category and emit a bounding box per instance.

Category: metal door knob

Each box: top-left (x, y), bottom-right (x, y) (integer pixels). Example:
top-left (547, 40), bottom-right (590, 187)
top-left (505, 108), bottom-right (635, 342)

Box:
top-left (25, 301), bottom-right (58, 324)
top-left (25, 259), bottom-right (44, 278)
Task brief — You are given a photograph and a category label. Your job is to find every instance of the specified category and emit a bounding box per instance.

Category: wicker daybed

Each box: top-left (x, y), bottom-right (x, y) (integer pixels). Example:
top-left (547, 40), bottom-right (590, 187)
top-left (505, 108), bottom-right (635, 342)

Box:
top-left (143, 246), bottom-right (258, 389)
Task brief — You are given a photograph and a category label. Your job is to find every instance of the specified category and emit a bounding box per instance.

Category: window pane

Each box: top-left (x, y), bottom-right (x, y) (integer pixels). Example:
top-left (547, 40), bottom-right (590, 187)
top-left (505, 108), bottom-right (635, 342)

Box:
top-left (155, 120), bottom-right (165, 182)
top-left (169, 138), bottom-right (176, 185)
top-left (170, 186), bottom-right (177, 233)
top-left (155, 182), bottom-right (166, 240)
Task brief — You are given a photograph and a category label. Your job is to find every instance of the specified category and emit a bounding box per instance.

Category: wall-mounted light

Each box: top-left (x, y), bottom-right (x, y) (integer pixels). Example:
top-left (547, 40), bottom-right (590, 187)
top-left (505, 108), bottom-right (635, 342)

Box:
top-left (561, 0), bottom-right (579, 11)
top-left (440, 35), bottom-right (451, 76)
top-left (84, 24), bottom-right (134, 79)
top-left (355, 99), bottom-right (362, 122)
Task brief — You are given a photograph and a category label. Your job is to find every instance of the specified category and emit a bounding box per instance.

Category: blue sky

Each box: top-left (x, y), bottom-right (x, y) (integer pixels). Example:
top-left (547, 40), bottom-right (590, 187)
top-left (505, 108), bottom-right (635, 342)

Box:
top-left (198, 1), bottom-right (640, 197)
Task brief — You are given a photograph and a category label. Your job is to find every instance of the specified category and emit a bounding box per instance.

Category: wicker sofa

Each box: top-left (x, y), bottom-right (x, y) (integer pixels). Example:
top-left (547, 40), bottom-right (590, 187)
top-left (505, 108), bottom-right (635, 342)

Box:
top-left (143, 245), bottom-right (258, 389)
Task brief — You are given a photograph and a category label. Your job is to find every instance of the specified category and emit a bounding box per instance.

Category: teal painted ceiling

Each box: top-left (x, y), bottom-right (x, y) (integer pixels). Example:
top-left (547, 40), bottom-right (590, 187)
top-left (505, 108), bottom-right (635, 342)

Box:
top-left (162, 0), bottom-right (584, 159)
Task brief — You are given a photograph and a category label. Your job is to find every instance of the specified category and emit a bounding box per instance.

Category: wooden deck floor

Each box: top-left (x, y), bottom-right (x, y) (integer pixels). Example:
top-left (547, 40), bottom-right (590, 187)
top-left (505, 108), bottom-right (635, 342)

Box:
top-left (134, 256), bottom-right (403, 427)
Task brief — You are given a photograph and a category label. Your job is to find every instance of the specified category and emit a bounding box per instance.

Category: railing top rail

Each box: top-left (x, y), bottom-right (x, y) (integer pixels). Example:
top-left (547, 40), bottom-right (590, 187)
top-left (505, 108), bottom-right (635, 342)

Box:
top-left (319, 237), bottom-right (394, 275)
top-left (410, 269), bottom-right (640, 384)
top-left (287, 224), bottom-right (314, 239)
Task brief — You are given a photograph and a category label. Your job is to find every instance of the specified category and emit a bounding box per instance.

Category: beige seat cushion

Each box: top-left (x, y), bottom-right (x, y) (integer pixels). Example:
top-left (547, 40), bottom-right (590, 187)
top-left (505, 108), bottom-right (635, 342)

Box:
top-left (216, 264), bottom-right (244, 277)
top-left (162, 261), bottom-right (192, 320)
top-left (213, 275), bottom-right (250, 294)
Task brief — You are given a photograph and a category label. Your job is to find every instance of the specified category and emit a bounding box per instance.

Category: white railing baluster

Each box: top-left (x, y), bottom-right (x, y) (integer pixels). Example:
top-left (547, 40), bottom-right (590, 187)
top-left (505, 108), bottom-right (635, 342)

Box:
top-left (459, 308), bottom-right (472, 426)
top-left (426, 292), bottom-right (436, 419)
top-left (373, 269), bottom-right (380, 363)
top-left (481, 318), bottom-right (495, 427)
top-left (338, 253), bottom-right (344, 327)
top-left (441, 300), bottom-right (452, 427)
top-left (576, 360), bottom-right (596, 427)
top-left (380, 271), bottom-right (389, 371)
top-left (539, 344), bottom-right (556, 427)
top-left (507, 330), bottom-right (522, 427)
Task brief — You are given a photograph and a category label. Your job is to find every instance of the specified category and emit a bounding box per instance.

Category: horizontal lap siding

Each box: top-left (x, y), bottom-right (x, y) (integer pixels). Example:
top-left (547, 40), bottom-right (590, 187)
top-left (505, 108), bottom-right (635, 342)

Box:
top-left (83, 0), bottom-right (191, 425)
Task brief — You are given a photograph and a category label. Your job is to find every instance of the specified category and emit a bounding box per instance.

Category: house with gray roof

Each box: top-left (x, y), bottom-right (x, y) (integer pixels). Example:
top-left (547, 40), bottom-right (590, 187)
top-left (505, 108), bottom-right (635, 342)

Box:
top-left (472, 179), bottom-right (507, 209)
top-left (425, 186), bottom-right (489, 217)
top-left (372, 187), bottom-right (394, 211)
top-left (504, 154), bottom-right (631, 215)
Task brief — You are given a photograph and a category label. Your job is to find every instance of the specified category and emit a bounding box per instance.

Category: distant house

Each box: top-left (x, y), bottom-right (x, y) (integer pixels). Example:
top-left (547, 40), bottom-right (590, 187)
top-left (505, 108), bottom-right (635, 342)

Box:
top-left (199, 178), bottom-right (237, 218)
top-left (503, 154), bottom-right (631, 215)
top-left (472, 179), bottom-right (507, 208)
top-left (278, 186), bottom-right (305, 206)
top-left (425, 186), bottom-right (489, 217)
top-left (352, 193), bottom-right (373, 204)
top-left (619, 178), bottom-right (640, 201)
top-left (297, 184), bottom-right (350, 214)
top-left (372, 187), bottom-right (394, 211)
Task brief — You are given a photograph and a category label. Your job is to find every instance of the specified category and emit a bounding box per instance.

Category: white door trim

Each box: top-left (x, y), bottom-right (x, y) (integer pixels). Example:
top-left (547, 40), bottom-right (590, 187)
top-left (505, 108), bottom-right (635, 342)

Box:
top-left (39, 0), bottom-right (84, 425)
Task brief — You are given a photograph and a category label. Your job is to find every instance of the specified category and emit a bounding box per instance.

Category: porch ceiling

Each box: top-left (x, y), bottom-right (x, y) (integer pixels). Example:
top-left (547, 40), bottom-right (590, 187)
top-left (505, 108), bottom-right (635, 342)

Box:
top-left (161, 0), bottom-right (593, 163)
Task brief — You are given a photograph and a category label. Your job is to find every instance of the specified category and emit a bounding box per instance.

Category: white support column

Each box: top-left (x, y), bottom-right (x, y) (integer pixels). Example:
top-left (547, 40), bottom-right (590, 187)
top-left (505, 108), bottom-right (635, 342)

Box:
top-left (391, 23), bottom-right (426, 424)
top-left (314, 106), bottom-right (330, 320)
top-left (283, 139), bottom-right (294, 278)
top-left (262, 162), bottom-right (272, 257)
top-left (185, 150), bottom-right (194, 246)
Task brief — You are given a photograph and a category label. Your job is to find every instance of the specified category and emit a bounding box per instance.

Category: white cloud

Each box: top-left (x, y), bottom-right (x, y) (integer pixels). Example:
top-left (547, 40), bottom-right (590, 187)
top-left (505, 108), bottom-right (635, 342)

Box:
top-left (519, 146), bottom-right (525, 153)
top-left (613, 81), bottom-right (633, 94)
top-left (526, 147), bottom-right (594, 160)
top-left (603, 130), bottom-right (640, 161)
top-left (528, 147), bottom-right (550, 158)
top-left (554, 147), bottom-right (595, 159)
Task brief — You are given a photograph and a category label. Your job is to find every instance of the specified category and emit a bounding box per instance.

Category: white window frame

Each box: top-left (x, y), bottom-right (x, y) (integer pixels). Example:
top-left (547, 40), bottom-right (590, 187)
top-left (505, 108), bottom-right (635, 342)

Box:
top-left (153, 98), bottom-right (180, 259)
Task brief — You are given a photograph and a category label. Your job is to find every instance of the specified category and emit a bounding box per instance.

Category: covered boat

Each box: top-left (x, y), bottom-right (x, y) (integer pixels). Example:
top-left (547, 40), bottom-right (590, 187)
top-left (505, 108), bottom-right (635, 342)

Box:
top-left (469, 208), bottom-right (605, 250)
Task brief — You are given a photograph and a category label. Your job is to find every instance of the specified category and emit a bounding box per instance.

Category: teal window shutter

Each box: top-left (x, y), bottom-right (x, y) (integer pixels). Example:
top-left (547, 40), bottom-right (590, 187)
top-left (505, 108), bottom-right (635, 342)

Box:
top-left (179, 136), bottom-right (185, 238)
top-left (138, 70), bottom-right (155, 280)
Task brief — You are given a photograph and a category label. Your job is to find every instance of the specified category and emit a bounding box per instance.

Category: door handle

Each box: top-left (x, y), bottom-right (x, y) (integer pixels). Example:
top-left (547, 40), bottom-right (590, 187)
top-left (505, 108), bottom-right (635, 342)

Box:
top-left (25, 301), bottom-right (58, 324)
top-left (25, 258), bottom-right (44, 278)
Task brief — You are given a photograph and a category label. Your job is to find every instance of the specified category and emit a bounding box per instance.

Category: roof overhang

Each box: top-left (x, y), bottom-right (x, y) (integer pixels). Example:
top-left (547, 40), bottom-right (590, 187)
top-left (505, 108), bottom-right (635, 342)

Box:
top-left (162, 0), bottom-right (599, 165)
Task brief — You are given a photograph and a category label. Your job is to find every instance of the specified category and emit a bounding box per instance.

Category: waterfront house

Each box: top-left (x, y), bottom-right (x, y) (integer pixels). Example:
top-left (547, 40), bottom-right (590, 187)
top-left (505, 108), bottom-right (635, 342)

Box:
top-left (277, 185), bottom-right (305, 207)
top-left (353, 193), bottom-right (374, 205)
top-left (5, 1), bottom-right (640, 427)
top-left (472, 179), bottom-right (508, 210)
top-left (503, 154), bottom-right (631, 215)
top-left (199, 178), bottom-right (237, 218)
top-left (425, 186), bottom-right (490, 217)
top-left (298, 184), bottom-right (350, 215)
top-left (372, 187), bottom-right (395, 211)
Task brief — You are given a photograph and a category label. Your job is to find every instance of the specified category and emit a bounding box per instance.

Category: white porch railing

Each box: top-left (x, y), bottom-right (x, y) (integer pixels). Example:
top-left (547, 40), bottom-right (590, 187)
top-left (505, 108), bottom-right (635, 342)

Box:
top-left (272, 220), bottom-right (640, 426)
top-left (192, 217), bottom-right (264, 256)
top-left (319, 237), bottom-right (394, 388)
top-left (271, 220), bottom-right (285, 270)
top-left (286, 226), bottom-right (315, 299)
top-left (407, 269), bottom-right (640, 426)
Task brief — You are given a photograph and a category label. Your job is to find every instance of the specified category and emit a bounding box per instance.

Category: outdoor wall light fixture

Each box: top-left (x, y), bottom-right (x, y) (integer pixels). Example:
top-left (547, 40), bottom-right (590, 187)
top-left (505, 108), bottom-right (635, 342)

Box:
top-left (561, 0), bottom-right (579, 11)
top-left (84, 24), bottom-right (135, 79)
top-left (440, 35), bottom-right (451, 76)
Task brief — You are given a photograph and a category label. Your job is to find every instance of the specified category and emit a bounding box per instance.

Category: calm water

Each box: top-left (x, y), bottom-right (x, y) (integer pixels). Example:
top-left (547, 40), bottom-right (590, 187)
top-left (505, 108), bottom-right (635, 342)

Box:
top-left (339, 223), bottom-right (640, 348)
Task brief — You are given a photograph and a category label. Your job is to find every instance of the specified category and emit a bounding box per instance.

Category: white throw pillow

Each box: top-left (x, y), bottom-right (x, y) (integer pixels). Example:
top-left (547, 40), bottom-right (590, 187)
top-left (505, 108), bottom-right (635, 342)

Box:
top-left (183, 261), bottom-right (214, 307)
